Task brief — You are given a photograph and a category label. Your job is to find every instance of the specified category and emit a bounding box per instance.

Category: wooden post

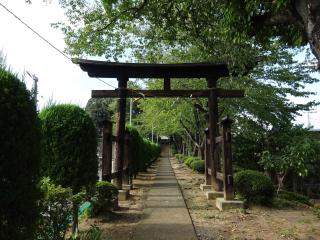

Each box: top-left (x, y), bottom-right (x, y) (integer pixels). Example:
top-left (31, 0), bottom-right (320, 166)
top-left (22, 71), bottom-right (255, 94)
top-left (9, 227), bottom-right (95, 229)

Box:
top-left (123, 130), bottom-right (130, 185)
top-left (221, 116), bottom-right (234, 200)
top-left (207, 77), bottom-right (221, 191)
top-left (204, 128), bottom-right (211, 185)
top-left (115, 75), bottom-right (128, 190)
top-left (164, 77), bottom-right (171, 91)
top-left (102, 120), bottom-right (113, 182)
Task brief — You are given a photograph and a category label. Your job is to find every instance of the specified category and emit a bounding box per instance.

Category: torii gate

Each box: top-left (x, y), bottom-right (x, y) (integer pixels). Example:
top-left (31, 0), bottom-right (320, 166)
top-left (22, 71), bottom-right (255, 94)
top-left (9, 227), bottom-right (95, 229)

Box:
top-left (75, 60), bottom-right (244, 198)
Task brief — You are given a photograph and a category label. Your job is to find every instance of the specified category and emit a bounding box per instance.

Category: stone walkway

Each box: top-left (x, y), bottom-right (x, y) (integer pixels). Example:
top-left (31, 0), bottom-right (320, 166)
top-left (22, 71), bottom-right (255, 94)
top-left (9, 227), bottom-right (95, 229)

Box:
top-left (132, 157), bottom-right (197, 240)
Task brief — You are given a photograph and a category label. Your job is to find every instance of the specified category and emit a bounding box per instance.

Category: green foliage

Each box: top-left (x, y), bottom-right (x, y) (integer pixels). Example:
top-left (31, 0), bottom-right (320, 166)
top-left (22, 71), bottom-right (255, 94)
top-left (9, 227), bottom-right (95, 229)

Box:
top-left (234, 170), bottom-right (275, 205)
top-left (313, 206), bottom-right (320, 218)
top-left (185, 156), bottom-right (201, 168)
top-left (39, 104), bottom-right (98, 193)
top-left (85, 98), bottom-right (114, 133)
top-left (70, 225), bottom-right (102, 240)
top-left (278, 191), bottom-right (312, 206)
top-left (174, 154), bottom-right (185, 163)
top-left (127, 126), bottom-right (160, 176)
top-left (190, 160), bottom-right (205, 173)
top-left (91, 181), bottom-right (118, 216)
top-left (258, 124), bottom-right (320, 193)
top-left (39, 104), bottom-right (98, 234)
top-left (37, 177), bottom-right (73, 240)
top-left (0, 65), bottom-right (41, 240)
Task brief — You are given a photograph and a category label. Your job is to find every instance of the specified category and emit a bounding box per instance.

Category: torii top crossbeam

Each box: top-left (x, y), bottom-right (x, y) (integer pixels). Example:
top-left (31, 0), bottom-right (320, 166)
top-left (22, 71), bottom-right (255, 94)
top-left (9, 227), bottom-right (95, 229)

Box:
top-left (75, 59), bottom-right (229, 79)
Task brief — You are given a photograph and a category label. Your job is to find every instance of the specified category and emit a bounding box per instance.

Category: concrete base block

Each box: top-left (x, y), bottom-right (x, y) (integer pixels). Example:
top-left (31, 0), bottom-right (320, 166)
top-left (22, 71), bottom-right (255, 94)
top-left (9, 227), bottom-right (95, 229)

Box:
top-left (122, 184), bottom-right (133, 190)
top-left (118, 189), bottom-right (129, 201)
top-left (200, 184), bottom-right (212, 191)
top-left (206, 191), bottom-right (224, 200)
top-left (216, 198), bottom-right (244, 211)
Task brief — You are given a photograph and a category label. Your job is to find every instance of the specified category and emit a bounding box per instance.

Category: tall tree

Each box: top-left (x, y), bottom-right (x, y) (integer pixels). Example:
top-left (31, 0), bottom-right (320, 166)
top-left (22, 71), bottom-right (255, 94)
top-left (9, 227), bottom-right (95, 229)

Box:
top-left (57, 0), bottom-right (320, 68)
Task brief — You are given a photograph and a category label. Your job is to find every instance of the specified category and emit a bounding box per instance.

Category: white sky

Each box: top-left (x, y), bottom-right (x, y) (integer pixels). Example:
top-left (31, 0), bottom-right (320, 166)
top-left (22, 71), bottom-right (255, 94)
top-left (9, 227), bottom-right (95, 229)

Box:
top-left (0, 0), bottom-right (117, 109)
top-left (0, 0), bottom-right (319, 128)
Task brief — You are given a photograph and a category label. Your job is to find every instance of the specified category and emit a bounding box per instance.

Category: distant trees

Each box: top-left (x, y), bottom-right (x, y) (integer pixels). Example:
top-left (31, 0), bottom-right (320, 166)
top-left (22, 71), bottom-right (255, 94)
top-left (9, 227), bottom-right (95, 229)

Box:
top-left (0, 63), bottom-right (41, 239)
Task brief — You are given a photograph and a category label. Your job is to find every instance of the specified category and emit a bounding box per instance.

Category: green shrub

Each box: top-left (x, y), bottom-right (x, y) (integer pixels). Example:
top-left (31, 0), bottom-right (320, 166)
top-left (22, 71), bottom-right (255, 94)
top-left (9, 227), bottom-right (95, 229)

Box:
top-left (185, 156), bottom-right (201, 168)
top-left (127, 126), bottom-right (160, 176)
top-left (39, 104), bottom-right (98, 233)
top-left (278, 191), bottom-right (312, 206)
top-left (190, 160), bottom-right (205, 173)
top-left (191, 160), bottom-right (205, 173)
top-left (37, 178), bottom-right (73, 240)
top-left (233, 165), bottom-right (245, 173)
top-left (175, 154), bottom-right (187, 163)
top-left (234, 170), bottom-right (275, 205)
top-left (91, 181), bottom-right (118, 215)
top-left (0, 66), bottom-right (41, 240)
top-left (70, 225), bottom-right (102, 240)
top-left (313, 206), bottom-right (320, 218)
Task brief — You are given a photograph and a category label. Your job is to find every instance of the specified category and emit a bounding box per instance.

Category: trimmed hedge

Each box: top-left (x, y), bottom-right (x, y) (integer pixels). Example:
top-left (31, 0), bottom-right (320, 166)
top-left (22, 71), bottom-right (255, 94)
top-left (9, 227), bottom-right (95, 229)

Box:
top-left (278, 190), bottom-right (312, 206)
top-left (39, 104), bottom-right (98, 193)
top-left (190, 160), bottom-right (205, 173)
top-left (185, 156), bottom-right (201, 168)
top-left (127, 126), bottom-right (161, 177)
top-left (234, 170), bottom-right (275, 205)
top-left (39, 104), bottom-right (98, 233)
top-left (91, 181), bottom-right (118, 215)
top-left (0, 67), bottom-right (41, 240)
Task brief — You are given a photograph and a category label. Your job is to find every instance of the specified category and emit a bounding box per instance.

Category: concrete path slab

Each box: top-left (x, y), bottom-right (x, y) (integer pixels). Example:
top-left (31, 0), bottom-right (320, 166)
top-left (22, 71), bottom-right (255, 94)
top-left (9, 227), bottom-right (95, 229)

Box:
top-left (132, 157), bottom-right (197, 240)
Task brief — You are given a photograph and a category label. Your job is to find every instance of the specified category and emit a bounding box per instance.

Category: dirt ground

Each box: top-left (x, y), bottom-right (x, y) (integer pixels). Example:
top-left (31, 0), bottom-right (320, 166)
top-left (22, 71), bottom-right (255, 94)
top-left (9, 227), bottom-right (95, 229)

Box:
top-left (78, 163), bottom-right (157, 240)
top-left (170, 158), bottom-right (320, 240)
top-left (78, 158), bottom-right (320, 240)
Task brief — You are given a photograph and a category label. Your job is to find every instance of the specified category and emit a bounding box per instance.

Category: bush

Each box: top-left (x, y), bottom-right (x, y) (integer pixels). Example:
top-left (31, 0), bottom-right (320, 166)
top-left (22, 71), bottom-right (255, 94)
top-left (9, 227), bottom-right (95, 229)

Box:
top-left (0, 66), bottom-right (41, 240)
top-left (127, 126), bottom-right (161, 176)
top-left (174, 154), bottom-right (188, 163)
top-left (190, 160), bottom-right (205, 173)
top-left (39, 104), bottom-right (98, 192)
top-left (278, 190), bottom-right (312, 206)
top-left (70, 225), bottom-right (102, 240)
top-left (91, 181), bottom-right (118, 215)
top-left (185, 156), bottom-right (201, 168)
top-left (37, 178), bottom-right (73, 240)
top-left (234, 170), bottom-right (275, 205)
top-left (39, 104), bottom-right (98, 233)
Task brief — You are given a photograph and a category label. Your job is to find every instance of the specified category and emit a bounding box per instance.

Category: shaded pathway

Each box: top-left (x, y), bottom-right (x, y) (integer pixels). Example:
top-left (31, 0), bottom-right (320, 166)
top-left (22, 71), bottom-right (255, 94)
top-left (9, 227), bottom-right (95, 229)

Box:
top-left (132, 156), bottom-right (197, 240)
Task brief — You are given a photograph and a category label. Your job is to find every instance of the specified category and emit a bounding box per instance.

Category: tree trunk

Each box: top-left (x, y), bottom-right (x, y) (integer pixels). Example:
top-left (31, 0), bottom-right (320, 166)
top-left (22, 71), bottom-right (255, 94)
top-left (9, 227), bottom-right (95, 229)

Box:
top-left (72, 202), bottom-right (79, 235)
top-left (276, 172), bottom-right (287, 195)
top-left (292, 174), bottom-right (298, 193)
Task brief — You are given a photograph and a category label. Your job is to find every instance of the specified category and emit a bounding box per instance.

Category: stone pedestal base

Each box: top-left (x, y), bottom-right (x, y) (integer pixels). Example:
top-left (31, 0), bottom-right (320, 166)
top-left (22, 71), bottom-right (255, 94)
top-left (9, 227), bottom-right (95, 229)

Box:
top-left (118, 189), bottom-right (129, 201)
top-left (206, 191), bottom-right (223, 200)
top-left (216, 198), bottom-right (244, 211)
top-left (200, 184), bottom-right (212, 191)
top-left (122, 184), bottom-right (133, 190)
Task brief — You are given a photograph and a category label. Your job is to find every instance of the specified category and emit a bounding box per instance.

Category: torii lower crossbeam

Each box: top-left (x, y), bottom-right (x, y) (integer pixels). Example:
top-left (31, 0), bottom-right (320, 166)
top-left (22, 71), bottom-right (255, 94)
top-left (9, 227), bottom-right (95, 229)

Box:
top-left (92, 89), bottom-right (244, 98)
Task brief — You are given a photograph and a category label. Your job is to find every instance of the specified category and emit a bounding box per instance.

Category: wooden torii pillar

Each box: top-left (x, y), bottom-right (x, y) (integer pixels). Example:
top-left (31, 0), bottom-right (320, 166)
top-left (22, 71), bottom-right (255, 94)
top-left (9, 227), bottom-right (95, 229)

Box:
top-left (75, 60), bottom-right (244, 191)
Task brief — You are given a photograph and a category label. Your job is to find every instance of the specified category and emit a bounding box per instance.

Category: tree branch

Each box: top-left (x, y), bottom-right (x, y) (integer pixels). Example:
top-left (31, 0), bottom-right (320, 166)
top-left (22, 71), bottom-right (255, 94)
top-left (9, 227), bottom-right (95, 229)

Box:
top-left (180, 119), bottom-right (200, 148)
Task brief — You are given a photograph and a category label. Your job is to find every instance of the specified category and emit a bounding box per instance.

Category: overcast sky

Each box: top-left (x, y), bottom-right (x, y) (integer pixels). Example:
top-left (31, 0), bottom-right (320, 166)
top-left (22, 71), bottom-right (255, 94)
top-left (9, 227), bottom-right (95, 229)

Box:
top-left (0, 0), bottom-right (117, 109)
top-left (0, 0), bottom-right (319, 128)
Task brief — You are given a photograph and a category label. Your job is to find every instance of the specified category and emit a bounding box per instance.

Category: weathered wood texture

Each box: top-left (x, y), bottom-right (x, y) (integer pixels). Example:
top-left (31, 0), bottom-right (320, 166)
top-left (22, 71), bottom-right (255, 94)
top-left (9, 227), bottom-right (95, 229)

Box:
top-left (92, 89), bottom-right (244, 98)
top-left (207, 77), bottom-right (222, 191)
top-left (221, 117), bottom-right (234, 200)
top-left (102, 120), bottom-right (113, 182)
top-left (204, 128), bottom-right (211, 185)
top-left (75, 59), bottom-right (229, 79)
top-left (114, 76), bottom-right (128, 189)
